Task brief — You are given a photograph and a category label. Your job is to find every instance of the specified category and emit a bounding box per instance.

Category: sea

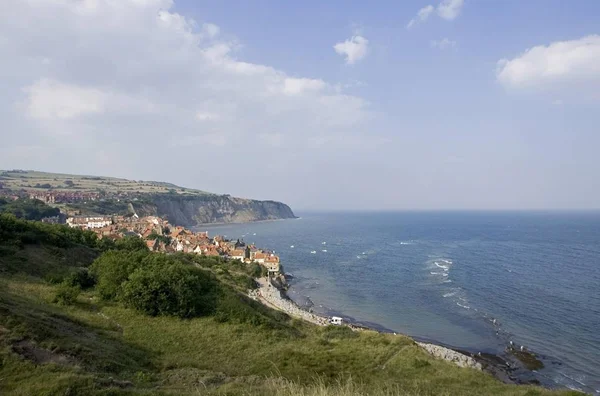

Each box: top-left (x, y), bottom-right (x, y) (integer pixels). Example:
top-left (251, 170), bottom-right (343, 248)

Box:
top-left (196, 211), bottom-right (600, 393)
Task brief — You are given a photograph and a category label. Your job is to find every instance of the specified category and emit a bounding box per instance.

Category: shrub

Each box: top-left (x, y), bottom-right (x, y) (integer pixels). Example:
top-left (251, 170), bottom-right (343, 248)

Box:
top-left (64, 269), bottom-right (96, 289)
top-left (214, 289), bottom-right (265, 325)
top-left (321, 325), bottom-right (359, 341)
top-left (53, 282), bottom-right (81, 306)
top-left (115, 236), bottom-right (148, 252)
top-left (90, 250), bottom-right (149, 300)
top-left (120, 263), bottom-right (218, 318)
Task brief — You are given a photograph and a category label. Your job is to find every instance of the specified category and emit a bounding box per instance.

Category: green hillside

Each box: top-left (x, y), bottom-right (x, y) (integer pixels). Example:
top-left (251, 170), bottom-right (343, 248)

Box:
top-left (0, 169), bottom-right (211, 195)
top-left (0, 215), bottom-right (579, 395)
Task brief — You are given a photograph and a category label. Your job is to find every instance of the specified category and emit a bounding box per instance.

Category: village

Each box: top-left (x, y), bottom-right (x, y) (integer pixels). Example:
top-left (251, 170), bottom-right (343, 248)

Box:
top-left (65, 214), bottom-right (282, 276)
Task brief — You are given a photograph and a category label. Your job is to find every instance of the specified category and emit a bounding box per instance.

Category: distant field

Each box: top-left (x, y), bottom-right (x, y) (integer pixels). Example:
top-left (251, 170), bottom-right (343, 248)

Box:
top-left (0, 170), bottom-right (212, 196)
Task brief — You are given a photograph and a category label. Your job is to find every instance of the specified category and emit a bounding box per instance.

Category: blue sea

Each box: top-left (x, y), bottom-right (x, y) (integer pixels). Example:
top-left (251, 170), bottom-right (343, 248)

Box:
top-left (197, 212), bottom-right (600, 393)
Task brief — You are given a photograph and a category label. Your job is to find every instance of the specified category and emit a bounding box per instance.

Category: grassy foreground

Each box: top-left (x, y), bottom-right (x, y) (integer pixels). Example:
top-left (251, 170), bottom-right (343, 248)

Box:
top-left (0, 218), bottom-right (580, 395)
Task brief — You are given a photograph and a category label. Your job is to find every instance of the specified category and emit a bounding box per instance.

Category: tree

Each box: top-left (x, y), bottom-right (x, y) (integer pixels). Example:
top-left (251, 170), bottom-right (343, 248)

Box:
top-left (121, 263), bottom-right (217, 318)
top-left (90, 250), bottom-right (150, 300)
top-left (0, 198), bottom-right (60, 221)
top-left (115, 236), bottom-right (148, 252)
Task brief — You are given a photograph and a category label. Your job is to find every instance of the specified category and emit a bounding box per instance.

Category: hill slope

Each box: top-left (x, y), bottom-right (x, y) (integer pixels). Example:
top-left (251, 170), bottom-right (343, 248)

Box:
top-left (0, 170), bottom-right (296, 225)
top-left (0, 216), bottom-right (578, 396)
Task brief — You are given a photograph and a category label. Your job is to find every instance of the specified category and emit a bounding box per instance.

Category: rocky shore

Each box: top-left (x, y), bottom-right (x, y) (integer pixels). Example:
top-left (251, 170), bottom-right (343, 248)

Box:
top-left (249, 277), bottom-right (484, 372)
top-left (417, 342), bottom-right (482, 370)
top-left (249, 278), bottom-right (328, 326)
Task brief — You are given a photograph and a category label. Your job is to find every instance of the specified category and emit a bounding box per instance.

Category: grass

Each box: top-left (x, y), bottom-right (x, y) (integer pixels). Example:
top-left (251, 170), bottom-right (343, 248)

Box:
top-left (0, 169), bottom-right (212, 196)
top-left (0, 276), bottom-right (581, 395)
top-left (0, 228), bottom-right (582, 395)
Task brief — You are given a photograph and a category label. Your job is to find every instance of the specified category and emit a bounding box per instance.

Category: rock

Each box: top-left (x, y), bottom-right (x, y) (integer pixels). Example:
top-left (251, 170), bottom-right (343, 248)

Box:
top-left (417, 342), bottom-right (482, 370)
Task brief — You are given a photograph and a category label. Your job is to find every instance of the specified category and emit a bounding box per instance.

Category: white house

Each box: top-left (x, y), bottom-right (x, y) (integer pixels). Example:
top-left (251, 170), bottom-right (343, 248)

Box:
top-left (330, 316), bottom-right (343, 325)
top-left (67, 216), bottom-right (112, 229)
top-left (229, 249), bottom-right (245, 261)
top-left (192, 245), bottom-right (203, 255)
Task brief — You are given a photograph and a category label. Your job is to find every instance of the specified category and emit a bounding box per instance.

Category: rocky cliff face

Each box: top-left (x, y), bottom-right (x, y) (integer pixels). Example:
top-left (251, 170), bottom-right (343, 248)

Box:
top-left (138, 194), bottom-right (296, 226)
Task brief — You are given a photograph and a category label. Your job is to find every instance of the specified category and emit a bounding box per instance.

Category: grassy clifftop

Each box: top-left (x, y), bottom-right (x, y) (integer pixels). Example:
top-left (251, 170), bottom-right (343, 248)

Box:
top-left (0, 217), bottom-right (578, 395)
top-left (0, 170), bottom-right (297, 225)
top-left (0, 170), bottom-right (211, 196)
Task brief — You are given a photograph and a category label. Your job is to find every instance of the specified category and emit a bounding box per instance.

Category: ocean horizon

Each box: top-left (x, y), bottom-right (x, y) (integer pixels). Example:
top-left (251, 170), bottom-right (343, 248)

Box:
top-left (195, 211), bottom-right (600, 393)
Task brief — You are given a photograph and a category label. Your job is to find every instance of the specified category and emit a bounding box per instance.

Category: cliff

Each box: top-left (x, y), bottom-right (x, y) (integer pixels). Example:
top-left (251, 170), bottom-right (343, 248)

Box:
top-left (0, 170), bottom-right (297, 226)
top-left (136, 194), bottom-right (296, 226)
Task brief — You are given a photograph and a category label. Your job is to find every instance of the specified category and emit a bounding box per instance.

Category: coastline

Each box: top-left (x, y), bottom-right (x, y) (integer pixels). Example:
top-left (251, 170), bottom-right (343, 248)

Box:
top-left (247, 276), bottom-right (556, 388)
top-left (248, 277), bottom-right (497, 376)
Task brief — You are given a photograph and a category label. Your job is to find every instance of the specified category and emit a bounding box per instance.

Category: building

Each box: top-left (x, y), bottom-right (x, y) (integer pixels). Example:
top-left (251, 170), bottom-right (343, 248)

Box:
top-left (264, 255), bottom-right (280, 274)
top-left (67, 216), bottom-right (112, 229)
top-left (229, 249), bottom-right (245, 261)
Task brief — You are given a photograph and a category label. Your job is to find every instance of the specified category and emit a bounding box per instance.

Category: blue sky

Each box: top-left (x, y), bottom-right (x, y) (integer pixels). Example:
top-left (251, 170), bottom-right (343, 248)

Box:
top-left (1, 0), bottom-right (599, 210)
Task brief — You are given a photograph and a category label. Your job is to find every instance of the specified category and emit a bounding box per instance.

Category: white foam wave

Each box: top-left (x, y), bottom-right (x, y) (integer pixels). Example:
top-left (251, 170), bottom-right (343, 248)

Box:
top-left (442, 273), bottom-right (449, 277)
top-left (456, 302), bottom-right (470, 310)
top-left (439, 259), bottom-right (453, 264)
top-left (443, 280), bottom-right (452, 283)
top-left (430, 271), bottom-right (441, 275)
top-left (443, 292), bottom-right (457, 298)
top-left (435, 262), bottom-right (450, 271)
top-left (559, 372), bottom-right (588, 387)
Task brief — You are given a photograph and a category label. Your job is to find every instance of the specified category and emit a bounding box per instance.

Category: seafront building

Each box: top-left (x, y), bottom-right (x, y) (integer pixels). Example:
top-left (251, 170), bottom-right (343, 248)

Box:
top-left (65, 214), bottom-right (281, 274)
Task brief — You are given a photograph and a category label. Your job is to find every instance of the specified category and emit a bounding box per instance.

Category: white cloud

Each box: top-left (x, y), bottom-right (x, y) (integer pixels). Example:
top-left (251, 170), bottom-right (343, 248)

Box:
top-left (333, 35), bottom-right (369, 64)
top-left (431, 38), bottom-right (457, 50)
top-left (0, 0), bottom-right (375, 200)
top-left (23, 79), bottom-right (106, 120)
top-left (282, 77), bottom-right (326, 95)
top-left (406, 0), bottom-right (464, 29)
top-left (22, 78), bottom-right (155, 120)
top-left (437, 0), bottom-right (464, 20)
top-left (406, 5), bottom-right (434, 29)
top-left (202, 23), bottom-right (220, 38)
top-left (496, 35), bottom-right (600, 96)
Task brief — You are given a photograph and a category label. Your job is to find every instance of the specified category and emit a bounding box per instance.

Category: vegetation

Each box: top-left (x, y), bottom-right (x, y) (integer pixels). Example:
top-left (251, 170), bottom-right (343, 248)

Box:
top-left (0, 197), bottom-right (60, 220)
top-left (147, 231), bottom-right (172, 244)
top-left (0, 169), bottom-right (211, 196)
top-left (52, 281), bottom-right (81, 305)
top-left (0, 218), bottom-right (580, 395)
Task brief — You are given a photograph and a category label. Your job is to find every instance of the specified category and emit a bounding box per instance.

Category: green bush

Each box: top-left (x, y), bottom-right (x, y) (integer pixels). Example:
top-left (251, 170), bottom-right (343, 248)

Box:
top-left (64, 268), bottom-right (96, 289)
top-left (0, 213), bottom-right (98, 249)
top-left (214, 289), bottom-right (265, 325)
top-left (91, 250), bottom-right (220, 318)
top-left (115, 236), bottom-right (149, 252)
top-left (321, 325), bottom-right (359, 341)
top-left (90, 250), bottom-right (150, 300)
top-left (53, 282), bottom-right (81, 305)
top-left (0, 198), bottom-right (59, 221)
top-left (120, 262), bottom-right (218, 318)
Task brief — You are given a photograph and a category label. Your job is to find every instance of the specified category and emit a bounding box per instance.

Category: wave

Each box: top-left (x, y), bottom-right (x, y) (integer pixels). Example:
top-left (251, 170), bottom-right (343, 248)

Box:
top-left (558, 371), bottom-right (588, 388)
top-left (443, 292), bottom-right (457, 298)
top-left (435, 262), bottom-right (450, 271)
top-left (456, 302), bottom-right (470, 310)
top-left (430, 271), bottom-right (441, 275)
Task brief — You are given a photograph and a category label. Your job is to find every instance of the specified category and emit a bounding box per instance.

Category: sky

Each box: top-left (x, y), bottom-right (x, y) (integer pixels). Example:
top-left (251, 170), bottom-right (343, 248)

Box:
top-left (1, 0), bottom-right (599, 211)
